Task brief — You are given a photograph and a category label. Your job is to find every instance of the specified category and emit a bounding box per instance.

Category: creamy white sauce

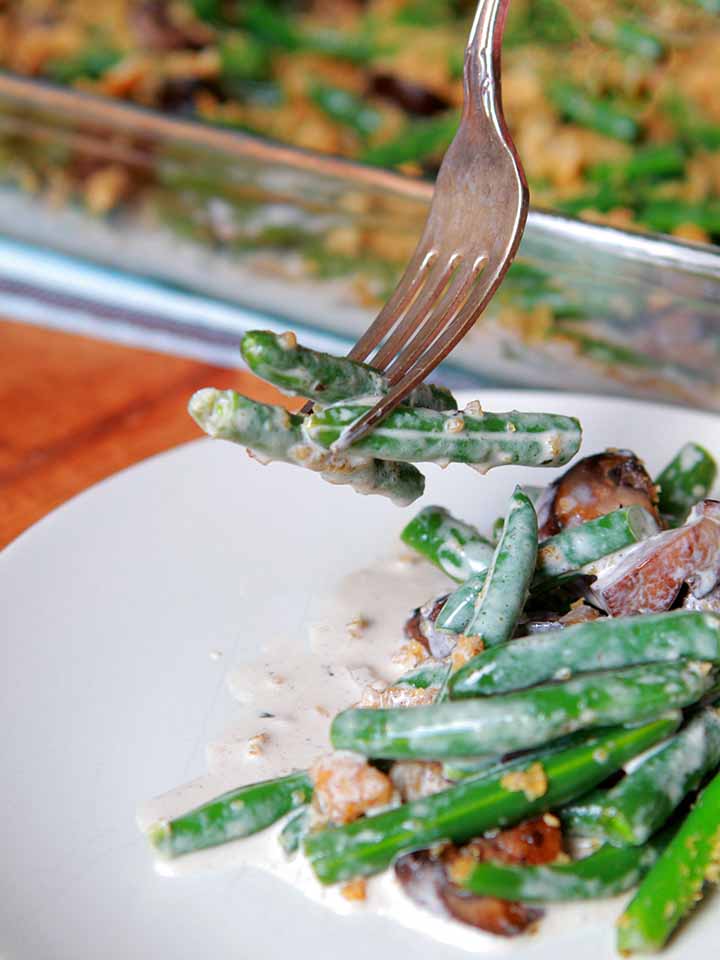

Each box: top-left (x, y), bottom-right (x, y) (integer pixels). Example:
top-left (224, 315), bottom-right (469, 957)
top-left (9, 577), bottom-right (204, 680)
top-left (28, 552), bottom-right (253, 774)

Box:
top-left (137, 553), bottom-right (635, 951)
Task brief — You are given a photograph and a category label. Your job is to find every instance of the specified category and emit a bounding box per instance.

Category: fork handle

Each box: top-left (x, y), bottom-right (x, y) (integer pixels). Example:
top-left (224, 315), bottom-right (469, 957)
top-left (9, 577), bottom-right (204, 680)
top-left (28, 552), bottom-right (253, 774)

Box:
top-left (464, 0), bottom-right (512, 120)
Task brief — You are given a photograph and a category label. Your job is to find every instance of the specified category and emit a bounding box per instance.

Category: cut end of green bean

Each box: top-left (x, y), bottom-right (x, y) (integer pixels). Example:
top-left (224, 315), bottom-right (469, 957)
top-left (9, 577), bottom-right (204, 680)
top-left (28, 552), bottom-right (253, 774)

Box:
top-left (400, 506), bottom-right (494, 582)
top-left (146, 771), bottom-right (314, 859)
top-left (147, 820), bottom-right (172, 857)
top-left (188, 387), bottom-right (223, 434)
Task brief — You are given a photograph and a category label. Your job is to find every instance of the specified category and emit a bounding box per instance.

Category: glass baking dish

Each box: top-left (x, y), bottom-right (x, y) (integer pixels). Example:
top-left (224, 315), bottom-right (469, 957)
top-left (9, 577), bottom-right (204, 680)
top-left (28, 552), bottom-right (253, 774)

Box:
top-left (1, 71), bottom-right (720, 409)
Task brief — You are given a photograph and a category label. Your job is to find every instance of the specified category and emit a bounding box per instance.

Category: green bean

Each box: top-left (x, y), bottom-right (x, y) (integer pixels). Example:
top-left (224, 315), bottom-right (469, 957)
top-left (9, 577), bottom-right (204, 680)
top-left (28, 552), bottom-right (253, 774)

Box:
top-left (396, 661), bottom-right (451, 690)
top-left (533, 506), bottom-right (659, 590)
top-left (491, 515), bottom-right (505, 543)
top-left (302, 27), bottom-right (388, 65)
top-left (306, 404), bottom-right (582, 468)
top-left (656, 442), bottom-right (717, 527)
top-left (46, 45), bottom-right (121, 83)
top-left (279, 806), bottom-right (311, 856)
top-left (437, 489), bottom-right (538, 634)
top-left (189, 387), bottom-right (304, 459)
top-left (564, 706), bottom-right (720, 847)
top-left (242, 1), bottom-right (302, 49)
top-left (462, 487), bottom-right (538, 645)
top-left (190, 0), bottom-right (223, 24)
top-left (219, 32), bottom-right (270, 82)
top-left (331, 661), bottom-right (712, 760)
top-left (148, 771), bottom-right (313, 858)
top-left (448, 610), bottom-right (720, 700)
top-left (617, 769), bottom-right (720, 954)
top-left (638, 198), bottom-right (720, 235)
top-left (425, 493), bottom-right (547, 629)
top-left (593, 21), bottom-right (664, 60)
top-left (663, 93), bottom-right (720, 151)
top-left (557, 185), bottom-right (629, 218)
top-left (591, 144), bottom-right (686, 185)
top-left (505, 0), bottom-right (578, 46)
top-left (400, 506), bottom-right (494, 583)
top-left (188, 388), bottom-right (425, 505)
top-left (549, 82), bottom-right (639, 141)
top-left (310, 84), bottom-right (381, 139)
top-left (361, 111), bottom-right (460, 167)
top-left (441, 757), bottom-right (501, 782)
top-left (442, 729), bottom-right (611, 783)
top-left (453, 832), bottom-right (669, 902)
top-left (436, 571), bottom-right (487, 633)
top-left (625, 144), bottom-right (685, 181)
top-left (240, 331), bottom-right (456, 410)
top-left (241, 1), bottom-right (386, 63)
top-left (304, 716), bottom-right (679, 884)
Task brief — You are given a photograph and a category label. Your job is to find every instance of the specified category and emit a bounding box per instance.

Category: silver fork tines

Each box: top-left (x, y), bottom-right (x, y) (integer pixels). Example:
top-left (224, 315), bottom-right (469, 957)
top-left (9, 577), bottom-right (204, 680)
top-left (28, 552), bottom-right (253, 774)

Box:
top-left (332, 0), bottom-right (528, 451)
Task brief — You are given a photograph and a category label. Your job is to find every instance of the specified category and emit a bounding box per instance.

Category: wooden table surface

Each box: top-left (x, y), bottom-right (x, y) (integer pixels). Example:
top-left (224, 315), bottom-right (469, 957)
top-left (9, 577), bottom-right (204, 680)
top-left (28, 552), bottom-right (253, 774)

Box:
top-left (0, 319), bottom-right (288, 548)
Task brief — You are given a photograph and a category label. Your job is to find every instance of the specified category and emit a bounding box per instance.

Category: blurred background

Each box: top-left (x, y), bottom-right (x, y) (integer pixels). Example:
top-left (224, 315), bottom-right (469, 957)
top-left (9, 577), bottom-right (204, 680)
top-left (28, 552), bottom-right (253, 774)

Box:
top-left (1, 0), bottom-right (720, 544)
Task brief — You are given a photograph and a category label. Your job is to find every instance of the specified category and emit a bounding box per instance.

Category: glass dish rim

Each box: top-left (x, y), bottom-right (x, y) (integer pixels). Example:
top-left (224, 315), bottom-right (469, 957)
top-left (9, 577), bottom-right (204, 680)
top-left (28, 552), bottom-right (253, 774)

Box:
top-left (0, 70), bottom-right (719, 279)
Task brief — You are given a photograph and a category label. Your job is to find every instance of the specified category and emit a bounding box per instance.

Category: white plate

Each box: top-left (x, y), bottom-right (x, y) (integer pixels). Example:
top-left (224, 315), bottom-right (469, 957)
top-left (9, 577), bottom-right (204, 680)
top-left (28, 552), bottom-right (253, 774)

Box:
top-left (3, 390), bottom-right (720, 960)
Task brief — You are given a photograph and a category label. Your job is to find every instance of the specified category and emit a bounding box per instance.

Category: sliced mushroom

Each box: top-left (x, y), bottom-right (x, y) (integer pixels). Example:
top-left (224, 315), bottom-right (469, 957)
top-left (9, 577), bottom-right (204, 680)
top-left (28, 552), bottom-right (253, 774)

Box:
top-left (591, 515), bottom-right (720, 616)
top-left (439, 886), bottom-right (543, 936)
top-left (537, 450), bottom-right (660, 538)
top-left (394, 817), bottom-right (562, 937)
top-left (394, 851), bottom-right (451, 918)
top-left (394, 850), bottom-right (542, 937)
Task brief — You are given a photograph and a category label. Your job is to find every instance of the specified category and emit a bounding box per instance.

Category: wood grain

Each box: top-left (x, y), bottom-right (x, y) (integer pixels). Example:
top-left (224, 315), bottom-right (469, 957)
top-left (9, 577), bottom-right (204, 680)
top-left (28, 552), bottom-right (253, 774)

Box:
top-left (0, 320), bottom-right (289, 547)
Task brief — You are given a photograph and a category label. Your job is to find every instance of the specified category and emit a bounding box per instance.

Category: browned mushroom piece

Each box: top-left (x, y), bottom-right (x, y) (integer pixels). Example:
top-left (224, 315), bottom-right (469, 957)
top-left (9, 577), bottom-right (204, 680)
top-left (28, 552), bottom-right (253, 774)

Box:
top-left (537, 450), bottom-right (660, 538)
top-left (461, 816), bottom-right (564, 866)
top-left (403, 594), bottom-right (453, 659)
top-left (591, 513), bottom-right (720, 616)
top-left (439, 886), bottom-right (543, 937)
top-left (394, 817), bottom-right (562, 937)
top-left (394, 850), bottom-right (542, 937)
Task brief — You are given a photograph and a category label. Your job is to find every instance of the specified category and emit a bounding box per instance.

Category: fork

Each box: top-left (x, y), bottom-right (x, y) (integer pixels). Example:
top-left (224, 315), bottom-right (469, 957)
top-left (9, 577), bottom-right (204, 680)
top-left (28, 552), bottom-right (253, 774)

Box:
top-left (331, 0), bottom-right (528, 452)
